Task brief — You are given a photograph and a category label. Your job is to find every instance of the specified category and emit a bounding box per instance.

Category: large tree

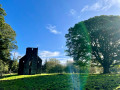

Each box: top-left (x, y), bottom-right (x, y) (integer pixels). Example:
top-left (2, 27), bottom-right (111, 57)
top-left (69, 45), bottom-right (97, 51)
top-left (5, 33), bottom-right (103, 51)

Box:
top-left (65, 15), bottom-right (120, 74)
top-left (0, 4), bottom-right (17, 62)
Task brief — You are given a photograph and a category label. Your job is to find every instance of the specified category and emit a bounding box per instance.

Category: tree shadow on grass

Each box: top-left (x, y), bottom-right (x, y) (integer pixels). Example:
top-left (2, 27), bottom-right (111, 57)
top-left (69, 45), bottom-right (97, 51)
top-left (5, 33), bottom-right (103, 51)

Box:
top-left (0, 74), bottom-right (120, 90)
top-left (0, 74), bottom-right (86, 90)
top-left (85, 74), bottom-right (120, 90)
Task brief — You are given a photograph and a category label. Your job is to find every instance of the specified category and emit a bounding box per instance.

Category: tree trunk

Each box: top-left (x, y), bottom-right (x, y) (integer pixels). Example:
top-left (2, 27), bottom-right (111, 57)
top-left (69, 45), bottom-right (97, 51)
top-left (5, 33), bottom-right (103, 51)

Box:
top-left (103, 66), bottom-right (110, 74)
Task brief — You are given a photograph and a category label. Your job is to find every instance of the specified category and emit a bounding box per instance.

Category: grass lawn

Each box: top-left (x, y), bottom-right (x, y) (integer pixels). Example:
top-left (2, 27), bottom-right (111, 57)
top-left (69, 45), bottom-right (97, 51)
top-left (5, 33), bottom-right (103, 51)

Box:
top-left (0, 73), bottom-right (120, 90)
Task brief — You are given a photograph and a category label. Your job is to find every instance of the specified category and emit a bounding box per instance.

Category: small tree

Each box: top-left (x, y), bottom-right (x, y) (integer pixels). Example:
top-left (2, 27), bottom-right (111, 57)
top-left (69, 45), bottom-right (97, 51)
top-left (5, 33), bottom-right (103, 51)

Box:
top-left (11, 60), bottom-right (18, 73)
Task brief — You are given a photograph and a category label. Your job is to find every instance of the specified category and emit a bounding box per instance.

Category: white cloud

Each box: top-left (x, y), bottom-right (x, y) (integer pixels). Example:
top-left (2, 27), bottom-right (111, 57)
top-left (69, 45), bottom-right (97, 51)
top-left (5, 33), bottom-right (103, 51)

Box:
top-left (46, 24), bottom-right (61, 34)
top-left (81, 5), bottom-right (89, 12)
top-left (39, 51), bottom-right (60, 58)
top-left (39, 50), bottom-right (60, 65)
top-left (81, 0), bottom-right (120, 12)
top-left (39, 50), bottom-right (73, 65)
top-left (69, 9), bottom-right (76, 15)
top-left (69, 9), bottom-right (81, 19)
top-left (90, 2), bottom-right (102, 11)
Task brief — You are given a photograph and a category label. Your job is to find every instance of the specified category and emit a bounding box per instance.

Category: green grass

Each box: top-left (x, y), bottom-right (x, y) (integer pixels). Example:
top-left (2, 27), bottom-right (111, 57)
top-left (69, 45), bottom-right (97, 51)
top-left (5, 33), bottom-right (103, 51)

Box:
top-left (0, 73), bottom-right (120, 90)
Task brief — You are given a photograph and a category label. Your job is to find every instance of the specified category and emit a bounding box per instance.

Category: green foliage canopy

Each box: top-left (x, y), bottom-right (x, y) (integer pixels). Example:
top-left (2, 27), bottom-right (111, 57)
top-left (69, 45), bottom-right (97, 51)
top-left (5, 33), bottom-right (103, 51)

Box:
top-left (0, 5), bottom-right (17, 62)
top-left (65, 15), bottom-right (120, 74)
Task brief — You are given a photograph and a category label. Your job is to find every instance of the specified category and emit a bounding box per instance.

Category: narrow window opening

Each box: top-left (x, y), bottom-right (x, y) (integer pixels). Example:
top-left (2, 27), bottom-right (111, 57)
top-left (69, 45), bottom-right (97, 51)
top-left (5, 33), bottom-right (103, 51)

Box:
top-left (29, 61), bottom-right (32, 66)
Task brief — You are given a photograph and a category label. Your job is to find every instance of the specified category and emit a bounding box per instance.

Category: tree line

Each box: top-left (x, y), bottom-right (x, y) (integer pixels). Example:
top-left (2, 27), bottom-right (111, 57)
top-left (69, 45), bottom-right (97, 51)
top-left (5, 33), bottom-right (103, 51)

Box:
top-left (42, 58), bottom-right (120, 74)
top-left (42, 58), bottom-right (93, 74)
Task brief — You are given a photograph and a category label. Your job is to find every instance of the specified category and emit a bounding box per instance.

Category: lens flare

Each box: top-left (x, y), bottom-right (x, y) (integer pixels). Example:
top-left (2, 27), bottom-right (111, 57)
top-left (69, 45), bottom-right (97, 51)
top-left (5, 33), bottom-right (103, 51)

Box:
top-left (67, 22), bottom-right (92, 90)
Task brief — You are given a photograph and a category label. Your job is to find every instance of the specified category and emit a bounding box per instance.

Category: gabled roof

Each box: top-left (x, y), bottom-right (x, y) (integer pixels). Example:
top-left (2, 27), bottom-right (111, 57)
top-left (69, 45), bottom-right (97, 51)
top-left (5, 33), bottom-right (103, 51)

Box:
top-left (37, 56), bottom-right (42, 61)
top-left (19, 55), bottom-right (26, 61)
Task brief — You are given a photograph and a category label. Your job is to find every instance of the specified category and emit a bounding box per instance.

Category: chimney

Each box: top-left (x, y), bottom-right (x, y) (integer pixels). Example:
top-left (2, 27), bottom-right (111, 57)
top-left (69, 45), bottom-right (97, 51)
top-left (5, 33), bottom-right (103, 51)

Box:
top-left (26, 48), bottom-right (32, 55)
top-left (33, 48), bottom-right (38, 56)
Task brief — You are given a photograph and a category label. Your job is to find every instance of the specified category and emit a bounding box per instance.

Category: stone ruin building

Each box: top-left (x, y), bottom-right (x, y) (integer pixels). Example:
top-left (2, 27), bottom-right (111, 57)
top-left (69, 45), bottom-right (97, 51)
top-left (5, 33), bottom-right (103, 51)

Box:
top-left (18, 47), bottom-right (42, 75)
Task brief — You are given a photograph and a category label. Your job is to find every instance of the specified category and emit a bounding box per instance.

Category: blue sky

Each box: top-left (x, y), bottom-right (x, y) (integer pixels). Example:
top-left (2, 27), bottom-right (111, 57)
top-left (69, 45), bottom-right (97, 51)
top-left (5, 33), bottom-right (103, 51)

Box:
top-left (1, 0), bottom-right (120, 64)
